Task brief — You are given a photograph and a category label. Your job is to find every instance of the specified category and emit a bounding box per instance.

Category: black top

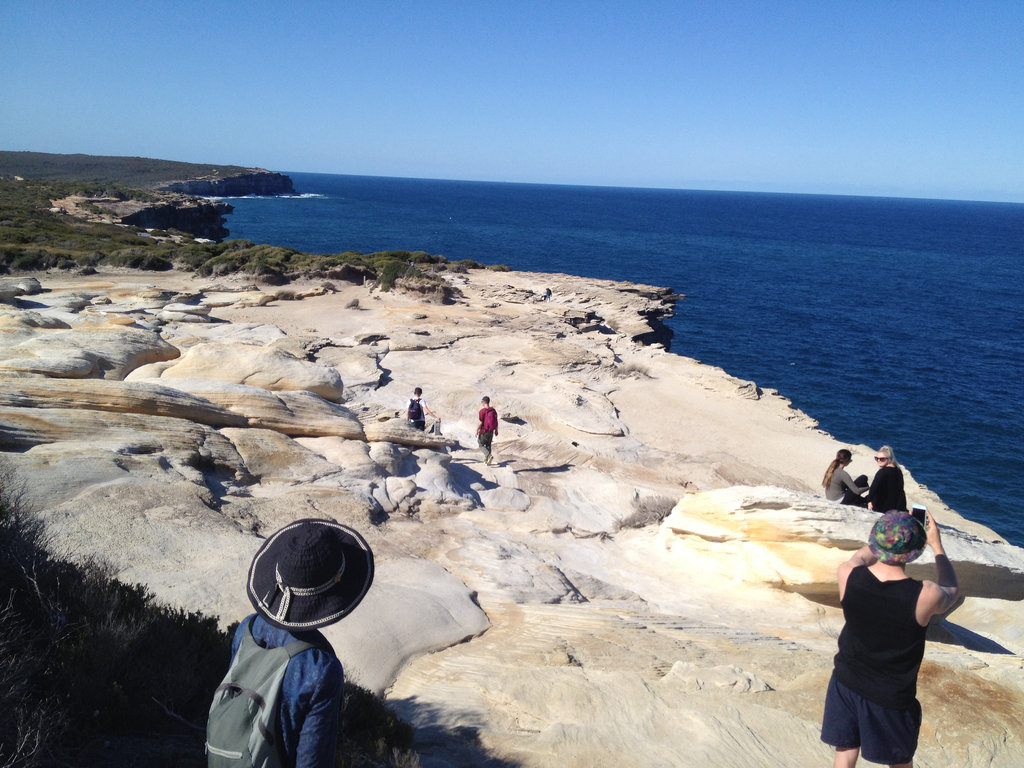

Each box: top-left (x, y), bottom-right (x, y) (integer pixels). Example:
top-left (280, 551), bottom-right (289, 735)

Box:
top-left (868, 464), bottom-right (907, 512)
top-left (834, 566), bottom-right (926, 709)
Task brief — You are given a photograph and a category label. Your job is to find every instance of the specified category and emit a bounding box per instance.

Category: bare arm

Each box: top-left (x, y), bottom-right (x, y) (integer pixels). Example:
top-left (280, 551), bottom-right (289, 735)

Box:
top-left (838, 545), bottom-right (877, 601)
top-left (916, 510), bottom-right (960, 625)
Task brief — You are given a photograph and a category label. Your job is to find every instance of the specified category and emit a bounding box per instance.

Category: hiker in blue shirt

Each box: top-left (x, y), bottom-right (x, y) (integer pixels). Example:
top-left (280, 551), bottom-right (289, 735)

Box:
top-left (208, 519), bottom-right (374, 768)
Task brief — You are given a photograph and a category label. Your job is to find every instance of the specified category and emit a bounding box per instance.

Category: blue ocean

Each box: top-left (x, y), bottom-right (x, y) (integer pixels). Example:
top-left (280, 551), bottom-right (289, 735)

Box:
top-left (220, 172), bottom-right (1024, 547)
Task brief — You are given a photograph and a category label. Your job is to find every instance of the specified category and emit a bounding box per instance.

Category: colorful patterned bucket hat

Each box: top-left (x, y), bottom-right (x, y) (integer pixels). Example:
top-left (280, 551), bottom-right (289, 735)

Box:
top-left (868, 510), bottom-right (926, 565)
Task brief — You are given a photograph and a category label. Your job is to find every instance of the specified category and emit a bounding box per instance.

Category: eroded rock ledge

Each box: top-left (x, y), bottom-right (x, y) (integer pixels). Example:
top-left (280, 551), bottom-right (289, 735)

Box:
top-left (50, 169), bottom-right (295, 241)
top-left (1, 268), bottom-right (1021, 768)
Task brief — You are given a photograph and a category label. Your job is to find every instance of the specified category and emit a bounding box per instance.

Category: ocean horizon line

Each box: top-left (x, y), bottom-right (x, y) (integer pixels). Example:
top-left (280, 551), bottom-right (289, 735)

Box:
top-left (273, 169), bottom-right (1024, 207)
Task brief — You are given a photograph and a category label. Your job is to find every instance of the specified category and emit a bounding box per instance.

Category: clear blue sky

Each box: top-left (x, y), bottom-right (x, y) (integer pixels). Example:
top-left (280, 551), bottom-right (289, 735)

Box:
top-left (2, 1), bottom-right (1022, 202)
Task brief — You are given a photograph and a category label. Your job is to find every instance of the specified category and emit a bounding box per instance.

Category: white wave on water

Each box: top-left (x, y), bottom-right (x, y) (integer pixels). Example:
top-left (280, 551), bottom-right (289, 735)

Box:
top-left (201, 193), bottom-right (325, 201)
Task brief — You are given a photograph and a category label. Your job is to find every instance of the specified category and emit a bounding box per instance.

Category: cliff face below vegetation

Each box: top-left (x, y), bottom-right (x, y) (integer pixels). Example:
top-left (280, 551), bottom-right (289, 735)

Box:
top-left (51, 193), bottom-right (234, 242)
top-left (1, 152), bottom-right (295, 240)
top-left (111, 169), bottom-right (296, 240)
top-left (156, 171), bottom-right (295, 197)
top-left (119, 195), bottom-right (234, 240)
top-left (87, 168), bottom-right (296, 240)
top-left (1, 268), bottom-right (1023, 767)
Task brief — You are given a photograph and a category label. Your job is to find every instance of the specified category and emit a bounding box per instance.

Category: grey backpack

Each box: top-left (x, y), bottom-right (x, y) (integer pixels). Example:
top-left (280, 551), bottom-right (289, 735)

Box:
top-left (206, 619), bottom-right (316, 767)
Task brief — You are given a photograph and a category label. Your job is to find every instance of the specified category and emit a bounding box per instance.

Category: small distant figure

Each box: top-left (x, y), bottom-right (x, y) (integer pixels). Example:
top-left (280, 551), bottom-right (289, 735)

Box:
top-left (206, 518), bottom-right (374, 768)
top-left (867, 445), bottom-right (907, 512)
top-left (821, 509), bottom-right (959, 767)
top-left (822, 449), bottom-right (869, 507)
top-left (477, 395), bottom-right (499, 465)
top-left (407, 386), bottom-right (439, 432)
top-left (543, 287), bottom-right (552, 301)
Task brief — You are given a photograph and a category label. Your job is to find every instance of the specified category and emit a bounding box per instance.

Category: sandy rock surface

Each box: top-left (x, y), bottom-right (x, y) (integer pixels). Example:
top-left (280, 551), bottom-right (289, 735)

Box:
top-left (1, 268), bottom-right (1022, 767)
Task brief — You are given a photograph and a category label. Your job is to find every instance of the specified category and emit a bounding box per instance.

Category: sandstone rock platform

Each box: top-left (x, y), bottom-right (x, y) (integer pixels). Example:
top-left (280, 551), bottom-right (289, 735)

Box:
top-left (1, 268), bottom-right (1022, 767)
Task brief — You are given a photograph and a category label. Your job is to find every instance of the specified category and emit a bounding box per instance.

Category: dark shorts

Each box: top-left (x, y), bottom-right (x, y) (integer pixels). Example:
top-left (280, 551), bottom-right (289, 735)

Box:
top-left (821, 674), bottom-right (921, 765)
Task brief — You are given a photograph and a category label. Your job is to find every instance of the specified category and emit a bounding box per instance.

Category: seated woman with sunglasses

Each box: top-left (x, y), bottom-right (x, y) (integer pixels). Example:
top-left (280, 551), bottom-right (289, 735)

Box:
top-left (822, 449), bottom-right (869, 507)
top-left (867, 445), bottom-right (907, 512)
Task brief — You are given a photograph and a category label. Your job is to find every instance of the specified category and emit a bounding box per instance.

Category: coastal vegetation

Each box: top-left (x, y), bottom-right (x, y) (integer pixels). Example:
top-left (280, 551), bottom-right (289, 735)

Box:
top-left (0, 462), bottom-right (418, 767)
top-left (0, 179), bottom-right (504, 289)
top-left (0, 151), bottom-right (254, 187)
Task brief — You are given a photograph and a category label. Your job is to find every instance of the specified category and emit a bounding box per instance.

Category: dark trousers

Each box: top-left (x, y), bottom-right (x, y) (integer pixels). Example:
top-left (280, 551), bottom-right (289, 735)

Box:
top-left (841, 475), bottom-right (869, 507)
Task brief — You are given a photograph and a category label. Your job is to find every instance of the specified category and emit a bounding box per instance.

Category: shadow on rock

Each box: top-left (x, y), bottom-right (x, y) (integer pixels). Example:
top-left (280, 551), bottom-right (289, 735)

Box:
top-left (515, 462), bottom-right (573, 474)
top-left (908, 559), bottom-right (1024, 602)
top-left (927, 620), bottom-right (1015, 654)
top-left (387, 697), bottom-right (522, 768)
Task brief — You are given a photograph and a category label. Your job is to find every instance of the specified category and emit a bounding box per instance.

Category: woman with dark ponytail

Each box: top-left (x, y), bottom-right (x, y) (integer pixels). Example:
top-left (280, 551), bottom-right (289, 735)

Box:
top-left (822, 449), bottom-right (869, 507)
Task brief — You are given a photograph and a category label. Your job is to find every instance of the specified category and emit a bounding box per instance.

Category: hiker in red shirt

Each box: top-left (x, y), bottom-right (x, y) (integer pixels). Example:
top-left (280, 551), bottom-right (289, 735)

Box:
top-left (476, 396), bottom-right (499, 465)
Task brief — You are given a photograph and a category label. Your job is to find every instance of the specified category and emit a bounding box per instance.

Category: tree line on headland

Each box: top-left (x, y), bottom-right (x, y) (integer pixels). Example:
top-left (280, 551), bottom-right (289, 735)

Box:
top-left (0, 151), bottom-right (260, 187)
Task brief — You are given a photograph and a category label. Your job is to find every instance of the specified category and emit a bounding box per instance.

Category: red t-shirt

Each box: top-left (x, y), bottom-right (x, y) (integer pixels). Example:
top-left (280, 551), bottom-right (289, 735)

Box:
top-left (478, 407), bottom-right (498, 433)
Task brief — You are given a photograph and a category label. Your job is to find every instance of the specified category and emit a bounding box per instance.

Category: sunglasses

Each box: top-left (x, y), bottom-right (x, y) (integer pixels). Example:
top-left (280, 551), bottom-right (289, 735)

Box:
top-left (875, 456), bottom-right (888, 462)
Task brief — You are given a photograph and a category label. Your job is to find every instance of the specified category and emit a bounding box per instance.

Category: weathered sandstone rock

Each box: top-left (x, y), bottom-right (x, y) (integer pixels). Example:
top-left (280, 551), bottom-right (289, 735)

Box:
top-left (0, 319), bottom-right (179, 378)
top-left (0, 268), bottom-right (1021, 768)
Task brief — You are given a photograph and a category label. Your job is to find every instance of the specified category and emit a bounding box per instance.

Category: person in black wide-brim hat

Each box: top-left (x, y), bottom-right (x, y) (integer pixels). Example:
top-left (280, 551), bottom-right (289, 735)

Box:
top-left (247, 518), bottom-right (374, 630)
top-left (208, 519), bottom-right (373, 768)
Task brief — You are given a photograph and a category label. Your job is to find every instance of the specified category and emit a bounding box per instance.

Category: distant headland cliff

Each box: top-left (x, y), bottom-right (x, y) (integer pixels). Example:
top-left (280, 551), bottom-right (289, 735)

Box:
top-left (0, 151), bottom-right (295, 241)
top-left (156, 171), bottom-right (294, 197)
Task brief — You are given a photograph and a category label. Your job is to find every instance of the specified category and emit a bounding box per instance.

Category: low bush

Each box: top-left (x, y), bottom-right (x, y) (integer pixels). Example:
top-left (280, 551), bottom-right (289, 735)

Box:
top-left (617, 495), bottom-right (677, 530)
top-left (105, 248), bottom-right (173, 271)
top-left (0, 462), bottom-right (420, 767)
top-left (613, 362), bottom-right (652, 379)
top-left (373, 257), bottom-right (408, 290)
top-left (0, 180), bottom-right (483, 292)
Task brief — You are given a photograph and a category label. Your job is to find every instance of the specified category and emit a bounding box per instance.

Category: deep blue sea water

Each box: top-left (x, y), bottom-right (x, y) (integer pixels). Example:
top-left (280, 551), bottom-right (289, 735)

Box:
top-left (220, 172), bottom-right (1024, 547)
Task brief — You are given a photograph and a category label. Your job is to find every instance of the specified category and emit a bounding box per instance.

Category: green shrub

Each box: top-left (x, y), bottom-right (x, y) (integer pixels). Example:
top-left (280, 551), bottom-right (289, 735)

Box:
top-left (375, 258), bottom-right (407, 290)
top-left (409, 250), bottom-right (443, 265)
top-left (0, 461), bottom-right (421, 767)
top-left (338, 685), bottom-right (418, 767)
top-left (169, 245), bottom-right (217, 270)
top-left (8, 249), bottom-right (51, 271)
top-left (0, 180), bottom-right (452, 290)
top-left (105, 248), bottom-right (173, 271)
top-left (617, 495), bottom-right (677, 530)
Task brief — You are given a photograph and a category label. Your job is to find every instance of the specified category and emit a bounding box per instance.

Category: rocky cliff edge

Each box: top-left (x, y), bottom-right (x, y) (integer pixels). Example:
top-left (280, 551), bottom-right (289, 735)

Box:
top-left (1, 269), bottom-right (1022, 767)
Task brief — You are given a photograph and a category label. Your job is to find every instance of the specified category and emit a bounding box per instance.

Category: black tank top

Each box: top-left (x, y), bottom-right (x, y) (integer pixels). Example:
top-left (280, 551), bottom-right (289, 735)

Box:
top-left (834, 565), bottom-right (926, 709)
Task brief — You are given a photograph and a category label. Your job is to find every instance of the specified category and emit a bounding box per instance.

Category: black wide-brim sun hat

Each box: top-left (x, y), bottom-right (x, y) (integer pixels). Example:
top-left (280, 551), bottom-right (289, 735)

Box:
top-left (247, 518), bottom-right (374, 631)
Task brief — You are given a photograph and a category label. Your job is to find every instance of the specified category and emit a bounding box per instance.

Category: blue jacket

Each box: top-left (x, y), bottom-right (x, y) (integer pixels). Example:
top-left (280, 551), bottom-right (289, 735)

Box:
top-left (231, 614), bottom-right (344, 768)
